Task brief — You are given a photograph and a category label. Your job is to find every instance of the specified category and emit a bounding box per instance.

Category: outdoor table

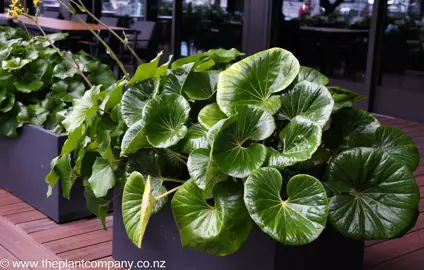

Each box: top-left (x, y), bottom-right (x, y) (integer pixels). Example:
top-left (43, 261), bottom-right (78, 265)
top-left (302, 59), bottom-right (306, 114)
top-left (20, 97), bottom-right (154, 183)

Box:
top-left (0, 13), bottom-right (128, 32)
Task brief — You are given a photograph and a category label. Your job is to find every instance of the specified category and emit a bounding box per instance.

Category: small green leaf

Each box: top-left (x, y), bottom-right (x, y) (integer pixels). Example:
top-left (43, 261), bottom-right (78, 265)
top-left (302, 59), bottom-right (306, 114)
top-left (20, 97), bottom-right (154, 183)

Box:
top-left (129, 52), bottom-right (162, 85)
top-left (55, 154), bottom-right (77, 199)
top-left (161, 63), bottom-right (195, 95)
top-left (206, 48), bottom-right (243, 63)
top-left (268, 116), bottom-right (322, 168)
top-left (155, 55), bottom-right (173, 77)
top-left (187, 148), bottom-right (227, 194)
top-left (13, 80), bottom-right (44, 93)
top-left (120, 120), bottom-right (150, 156)
top-left (45, 157), bottom-right (60, 198)
top-left (0, 103), bottom-right (20, 137)
top-left (183, 71), bottom-right (219, 100)
top-left (2, 58), bottom-right (31, 70)
top-left (88, 157), bottom-right (116, 198)
top-left (53, 62), bottom-right (77, 79)
top-left (212, 105), bottom-right (275, 177)
top-left (178, 124), bottom-right (209, 154)
top-left (244, 168), bottom-right (328, 245)
top-left (292, 148), bottom-right (331, 171)
top-left (84, 186), bottom-right (110, 230)
top-left (324, 107), bottom-right (380, 151)
top-left (0, 93), bottom-right (15, 113)
top-left (51, 79), bottom-right (85, 102)
top-left (198, 103), bottom-right (227, 130)
top-left (86, 62), bottom-right (115, 88)
top-left (97, 129), bottom-right (117, 167)
top-left (297, 66), bottom-right (329, 85)
top-left (328, 86), bottom-right (365, 112)
top-left (277, 81), bottom-right (334, 127)
top-left (325, 147), bottom-right (420, 239)
top-left (143, 94), bottom-right (191, 148)
top-left (217, 48), bottom-right (300, 115)
top-left (100, 79), bottom-right (126, 111)
top-left (122, 172), bottom-right (155, 248)
top-left (121, 79), bottom-right (157, 127)
top-left (61, 126), bottom-right (85, 155)
top-left (172, 179), bottom-right (252, 256)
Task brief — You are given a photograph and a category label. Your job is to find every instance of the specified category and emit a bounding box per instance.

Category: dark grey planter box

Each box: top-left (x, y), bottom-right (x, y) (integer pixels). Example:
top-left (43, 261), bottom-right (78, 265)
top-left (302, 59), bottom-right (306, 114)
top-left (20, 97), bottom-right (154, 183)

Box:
top-left (112, 187), bottom-right (364, 270)
top-left (0, 124), bottom-right (92, 223)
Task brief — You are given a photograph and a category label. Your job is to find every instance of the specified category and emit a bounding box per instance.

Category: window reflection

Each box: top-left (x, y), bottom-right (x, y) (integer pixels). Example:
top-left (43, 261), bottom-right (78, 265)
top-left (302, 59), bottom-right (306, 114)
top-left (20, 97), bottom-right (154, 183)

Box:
top-left (278, 0), bottom-right (374, 83)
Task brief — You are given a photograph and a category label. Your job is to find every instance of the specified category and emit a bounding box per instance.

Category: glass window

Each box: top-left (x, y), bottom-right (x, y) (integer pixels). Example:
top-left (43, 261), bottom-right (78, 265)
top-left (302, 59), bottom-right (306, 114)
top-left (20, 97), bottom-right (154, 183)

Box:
top-left (178, 0), bottom-right (244, 57)
top-left (277, 0), bottom-right (374, 83)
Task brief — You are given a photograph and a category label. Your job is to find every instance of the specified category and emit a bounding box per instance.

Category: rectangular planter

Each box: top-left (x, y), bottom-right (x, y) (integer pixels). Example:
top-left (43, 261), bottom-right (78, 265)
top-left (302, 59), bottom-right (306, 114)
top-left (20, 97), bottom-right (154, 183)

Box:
top-left (112, 188), bottom-right (364, 270)
top-left (0, 124), bottom-right (92, 223)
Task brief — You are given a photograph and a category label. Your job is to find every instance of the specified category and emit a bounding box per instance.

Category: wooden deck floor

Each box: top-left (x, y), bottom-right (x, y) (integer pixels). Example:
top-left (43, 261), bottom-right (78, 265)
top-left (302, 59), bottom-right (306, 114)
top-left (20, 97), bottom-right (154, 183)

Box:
top-left (0, 115), bottom-right (422, 270)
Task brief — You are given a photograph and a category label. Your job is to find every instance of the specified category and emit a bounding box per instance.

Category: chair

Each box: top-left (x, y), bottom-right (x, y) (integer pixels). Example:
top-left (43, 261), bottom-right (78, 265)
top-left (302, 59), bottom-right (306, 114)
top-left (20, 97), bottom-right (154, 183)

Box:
top-left (131, 21), bottom-right (160, 61)
top-left (100, 16), bottom-right (119, 27)
top-left (41, 11), bottom-right (60, 19)
top-left (71, 14), bottom-right (88, 22)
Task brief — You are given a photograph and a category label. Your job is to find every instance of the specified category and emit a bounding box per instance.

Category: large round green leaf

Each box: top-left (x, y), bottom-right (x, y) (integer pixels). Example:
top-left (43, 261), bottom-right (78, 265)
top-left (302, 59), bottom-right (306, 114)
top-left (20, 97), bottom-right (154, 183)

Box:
top-left (324, 107), bottom-right (380, 150)
top-left (342, 125), bottom-right (420, 172)
top-left (143, 94), bottom-right (191, 148)
top-left (172, 179), bottom-right (252, 256)
top-left (277, 81), bottom-right (334, 127)
top-left (121, 79), bottom-right (158, 127)
top-left (122, 172), bottom-right (156, 248)
top-left (187, 148), bottom-right (227, 194)
top-left (297, 66), bottom-right (329, 85)
top-left (244, 168), bottom-right (328, 245)
top-left (183, 71), bottom-right (219, 100)
top-left (217, 48), bottom-right (300, 115)
top-left (178, 124), bottom-right (209, 154)
top-left (212, 105), bottom-right (275, 177)
top-left (268, 116), bottom-right (322, 168)
top-left (198, 103), bottom-right (227, 130)
top-left (325, 147), bottom-right (420, 239)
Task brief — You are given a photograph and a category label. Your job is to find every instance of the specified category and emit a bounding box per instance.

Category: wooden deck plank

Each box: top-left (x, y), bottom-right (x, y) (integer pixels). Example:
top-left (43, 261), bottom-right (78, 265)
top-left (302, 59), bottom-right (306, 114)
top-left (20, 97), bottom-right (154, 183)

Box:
top-left (45, 229), bottom-right (113, 254)
top-left (58, 241), bottom-right (112, 261)
top-left (0, 245), bottom-right (30, 270)
top-left (0, 217), bottom-right (71, 270)
top-left (369, 247), bottom-right (424, 270)
top-left (364, 229), bottom-right (424, 268)
top-left (31, 215), bottom-right (113, 244)
top-left (5, 210), bottom-right (47, 224)
top-left (0, 193), bottom-right (22, 207)
top-left (0, 202), bottom-right (34, 216)
top-left (17, 218), bottom-right (61, 233)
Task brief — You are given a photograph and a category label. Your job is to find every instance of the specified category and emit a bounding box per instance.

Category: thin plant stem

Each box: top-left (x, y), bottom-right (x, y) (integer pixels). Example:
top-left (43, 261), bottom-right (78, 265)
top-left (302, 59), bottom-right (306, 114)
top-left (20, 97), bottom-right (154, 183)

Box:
top-left (56, 0), bottom-right (130, 80)
top-left (166, 149), bottom-right (187, 165)
top-left (162, 177), bottom-right (185, 184)
top-left (19, 22), bottom-right (35, 49)
top-left (154, 185), bottom-right (181, 200)
top-left (22, 15), bottom-right (93, 87)
top-left (71, 0), bottom-right (142, 65)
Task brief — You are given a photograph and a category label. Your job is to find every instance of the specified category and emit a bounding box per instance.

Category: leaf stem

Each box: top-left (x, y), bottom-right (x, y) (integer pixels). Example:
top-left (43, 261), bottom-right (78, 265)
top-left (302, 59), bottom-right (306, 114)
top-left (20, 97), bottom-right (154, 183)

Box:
top-left (22, 15), bottom-right (93, 88)
top-left (162, 177), bottom-right (185, 184)
top-left (72, 0), bottom-right (142, 65)
top-left (154, 185), bottom-right (181, 200)
top-left (56, 0), bottom-right (130, 80)
top-left (166, 149), bottom-right (187, 165)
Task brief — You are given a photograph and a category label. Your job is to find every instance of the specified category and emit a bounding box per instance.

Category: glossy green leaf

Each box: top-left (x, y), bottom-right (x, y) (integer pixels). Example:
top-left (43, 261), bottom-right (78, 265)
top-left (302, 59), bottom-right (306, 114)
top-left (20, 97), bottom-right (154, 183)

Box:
top-left (342, 125), bottom-right (420, 172)
top-left (88, 157), bottom-right (116, 198)
top-left (324, 107), bottom-right (380, 150)
top-left (17, 103), bottom-right (49, 127)
top-left (129, 52), bottom-right (162, 85)
top-left (86, 62), bottom-right (115, 88)
top-left (122, 172), bottom-right (156, 248)
top-left (161, 63), bottom-right (195, 95)
top-left (178, 124), bottom-right (209, 154)
top-left (0, 103), bottom-right (20, 137)
top-left (120, 120), bottom-right (150, 156)
top-left (97, 129), bottom-right (117, 167)
top-left (198, 103), bottom-right (227, 130)
top-left (144, 94), bottom-right (191, 148)
top-left (13, 80), bottom-right (44, 93)
top-left (183, 71), bottom-right (219, 100)
top-left (171, 53), bottom-right (207, 70)
top-left (2, 58), bottom-right (31, 70)
top-left (53, 62), bottom-right (77, 79)
top-left (55, 154), bottom-right (77, 199)
top-left (244, 168), bottom-right (328, 245)
top-left (206, 48), bottom-right (243, 63)
top-left (325, 147), bottom-right (420, 239)
top-left (292, 148), bottom-right (331, 171)
top-left (268, 116), bottom-right (322, 168)
top-left (277, 81), bottom-right (334, 127)
top-left (217, 48), bottom-right (300, 115)
top-left (121, 79), bottom-right (157, 127)
top-left (172, 179), bottom-right (252, 256)
top-left (100, 79), bottom-right (126, 111)
top-left (212, 105), bottom-right (275, 177)
top-left (51, 79), bottom-right (85, 102)
top-left (328, 86), bottom-right (365, 112)
top-left (62, 85), bottom-right (101, 133)
top-left (45, 157), bottom-right (60, 198)
top-left (0, 93), bottom-right (15, 113)
top-left (297, 66), bottom-right (329, 85)
top-left (187, 148), bottom-right (227, 194)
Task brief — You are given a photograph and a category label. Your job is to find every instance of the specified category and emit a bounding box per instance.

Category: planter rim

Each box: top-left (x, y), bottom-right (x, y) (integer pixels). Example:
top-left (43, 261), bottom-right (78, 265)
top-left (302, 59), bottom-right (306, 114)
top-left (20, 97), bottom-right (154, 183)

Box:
top-left (25, 124), bottom-right (68, 138)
